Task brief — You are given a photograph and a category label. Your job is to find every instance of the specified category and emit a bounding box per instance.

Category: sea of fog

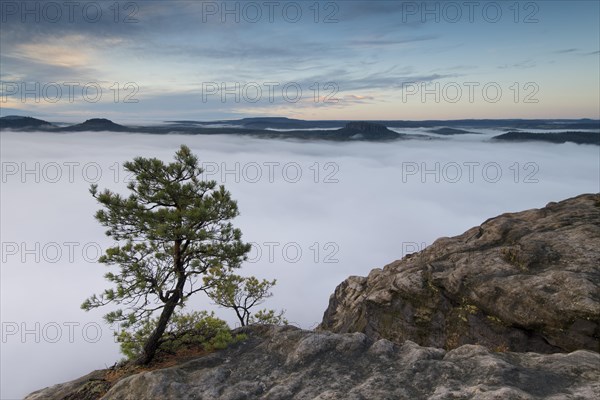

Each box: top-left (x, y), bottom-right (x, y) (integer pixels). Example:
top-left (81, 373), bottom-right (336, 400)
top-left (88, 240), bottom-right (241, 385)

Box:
top-left (1, 130), bottom-right (599, 399)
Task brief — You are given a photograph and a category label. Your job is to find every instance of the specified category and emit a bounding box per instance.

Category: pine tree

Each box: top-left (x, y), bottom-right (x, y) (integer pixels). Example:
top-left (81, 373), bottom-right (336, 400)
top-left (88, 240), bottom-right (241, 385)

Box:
top-left (82, 145), bottom-right (250, 365)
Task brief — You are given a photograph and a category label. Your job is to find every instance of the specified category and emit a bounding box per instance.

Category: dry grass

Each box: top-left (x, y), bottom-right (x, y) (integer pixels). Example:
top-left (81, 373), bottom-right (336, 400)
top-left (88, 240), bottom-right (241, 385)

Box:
top-left (98, 345), bottom-right (215, 397)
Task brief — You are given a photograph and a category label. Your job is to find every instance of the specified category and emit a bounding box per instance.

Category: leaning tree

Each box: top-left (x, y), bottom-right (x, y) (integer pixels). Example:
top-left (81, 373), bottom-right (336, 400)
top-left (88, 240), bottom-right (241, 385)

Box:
top-left (82, 145), bottom-right (251, 364)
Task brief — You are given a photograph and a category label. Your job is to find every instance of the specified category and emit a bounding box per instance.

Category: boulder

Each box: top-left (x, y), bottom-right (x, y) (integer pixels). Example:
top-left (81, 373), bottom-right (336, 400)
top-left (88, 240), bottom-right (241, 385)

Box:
top-left (320, 193), bottom-right (600, 353)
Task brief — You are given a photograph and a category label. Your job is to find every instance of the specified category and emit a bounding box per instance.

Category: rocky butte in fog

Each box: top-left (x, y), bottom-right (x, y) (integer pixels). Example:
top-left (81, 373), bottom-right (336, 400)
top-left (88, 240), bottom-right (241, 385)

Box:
top-left (25, 194), bottom-right (600, 399)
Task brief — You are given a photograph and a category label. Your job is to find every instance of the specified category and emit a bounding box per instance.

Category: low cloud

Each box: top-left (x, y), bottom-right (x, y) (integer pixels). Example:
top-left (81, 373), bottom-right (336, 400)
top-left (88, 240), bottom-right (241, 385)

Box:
top-left (2, 130), bottom-right (598, 398)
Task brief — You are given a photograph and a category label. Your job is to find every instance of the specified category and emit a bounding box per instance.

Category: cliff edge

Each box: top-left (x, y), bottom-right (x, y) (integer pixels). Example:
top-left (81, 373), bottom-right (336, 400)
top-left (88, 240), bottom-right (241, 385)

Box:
top-left (320, 193), bottom-right (600, 353)
top-left (26, 325), bottom-right (600, 400)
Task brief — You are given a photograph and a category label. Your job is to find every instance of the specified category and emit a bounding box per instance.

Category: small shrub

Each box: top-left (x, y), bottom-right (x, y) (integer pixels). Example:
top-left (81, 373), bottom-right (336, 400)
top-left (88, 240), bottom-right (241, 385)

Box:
top-left (249, 309), bottom-right (288, 325)
top-left (493, 343), bottom-right (510, 352)
top-left (115, 310), bottom-right (244, 360)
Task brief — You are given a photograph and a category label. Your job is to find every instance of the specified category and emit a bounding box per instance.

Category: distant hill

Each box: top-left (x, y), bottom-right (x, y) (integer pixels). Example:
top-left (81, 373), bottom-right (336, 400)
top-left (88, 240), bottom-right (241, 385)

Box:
top-left (3, 116), bottom-right (599, 144)
top-left (383, 119), bottom-right (600, 130)
top-left (59, 118), bottom-right (130, 132)
top-left (167, 118), bottom-right (600, 131)
top-left (492, 131), bottom-right (600, 145)
top-left (334, 121), bottom-right (400, 140)
top-left (244, 121), bottom-right (403, 141)
top-left (428, 127), bottom-right (473, 135)
top-left (0, 115), bottom-right (53, 129)
top-left (213, 117), bottom-right (344, 130)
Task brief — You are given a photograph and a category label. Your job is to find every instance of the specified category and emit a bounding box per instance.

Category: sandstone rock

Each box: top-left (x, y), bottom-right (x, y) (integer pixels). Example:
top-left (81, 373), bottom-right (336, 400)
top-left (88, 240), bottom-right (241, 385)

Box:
top-left (320, 193), bottom-right (600, 353)
top-left (25, 325), bottom-right (600, 399)
top-left (25, 370), bottom-right (109, 400)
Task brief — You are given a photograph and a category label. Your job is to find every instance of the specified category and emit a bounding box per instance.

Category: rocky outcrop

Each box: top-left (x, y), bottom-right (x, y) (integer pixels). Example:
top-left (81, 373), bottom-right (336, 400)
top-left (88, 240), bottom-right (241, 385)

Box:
top-left (26, 325), bottom-right (600, 400)
top-left (61, 118), bottom-right (129, 132)
top-left (320, 193), bottom-right (600, 353)
top-left (337, 121), bottom-right (400, 140)
top-left (25, 370), bottom-right (110, 400)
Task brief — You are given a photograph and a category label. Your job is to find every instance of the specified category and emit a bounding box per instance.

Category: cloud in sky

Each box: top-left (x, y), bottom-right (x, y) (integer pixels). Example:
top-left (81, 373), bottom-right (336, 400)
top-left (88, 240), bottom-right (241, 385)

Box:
top-left (554, 48), bottom-right (579, 54)
top-left (497, 59), bottom-right (537, 70)
top-left (349, 34), bottom-right (440, 47)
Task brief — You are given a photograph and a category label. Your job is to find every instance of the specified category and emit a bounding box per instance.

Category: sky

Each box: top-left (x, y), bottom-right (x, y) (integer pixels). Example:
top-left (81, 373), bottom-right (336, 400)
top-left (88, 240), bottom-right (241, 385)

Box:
top-left (1, 0), bottom-right (599, 121)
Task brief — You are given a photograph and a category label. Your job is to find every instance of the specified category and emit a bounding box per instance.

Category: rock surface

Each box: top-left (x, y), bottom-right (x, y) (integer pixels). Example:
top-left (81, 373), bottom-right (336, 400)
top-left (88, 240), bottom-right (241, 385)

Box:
top-left (25, 370), bottom-right (110, 400)
top-left (25, 325), bottom-right (600, 400)
top-left (320, 193), bottom-right (600, 353)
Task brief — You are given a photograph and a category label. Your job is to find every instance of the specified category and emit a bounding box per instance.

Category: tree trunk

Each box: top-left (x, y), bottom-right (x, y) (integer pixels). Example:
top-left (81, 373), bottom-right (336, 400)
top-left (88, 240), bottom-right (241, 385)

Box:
top-left (234, 307), bottom-right (246, 327)
top-left (136, 240), bottom-right (186, 365)
top-left (135, 294), bottom-right (179, 365)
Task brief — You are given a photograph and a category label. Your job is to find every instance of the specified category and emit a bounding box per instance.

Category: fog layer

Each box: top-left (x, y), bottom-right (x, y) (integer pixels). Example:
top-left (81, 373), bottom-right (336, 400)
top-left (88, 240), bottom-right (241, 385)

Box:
top-left (1, 131), bottom-right (598, 399)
